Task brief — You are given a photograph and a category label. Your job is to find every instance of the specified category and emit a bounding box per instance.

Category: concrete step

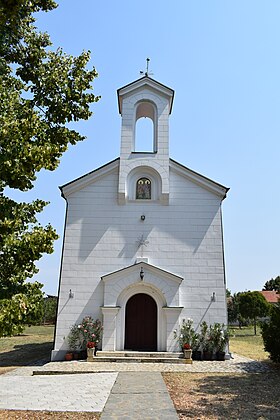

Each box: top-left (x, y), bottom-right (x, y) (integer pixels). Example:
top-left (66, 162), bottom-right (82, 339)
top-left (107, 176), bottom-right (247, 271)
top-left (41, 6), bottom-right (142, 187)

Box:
top-left (87, 351), bottom-right (186, 364)
top-left (98, 351), bottom-right (183, 359)
top-left (90, 356), bottom-right (186, 364)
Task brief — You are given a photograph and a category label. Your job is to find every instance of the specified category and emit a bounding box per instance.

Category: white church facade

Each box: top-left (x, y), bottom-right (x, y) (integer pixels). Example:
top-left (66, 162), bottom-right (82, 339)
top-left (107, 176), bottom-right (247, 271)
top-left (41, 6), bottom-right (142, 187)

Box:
top-left (52, 76), bottom-right (229, 360)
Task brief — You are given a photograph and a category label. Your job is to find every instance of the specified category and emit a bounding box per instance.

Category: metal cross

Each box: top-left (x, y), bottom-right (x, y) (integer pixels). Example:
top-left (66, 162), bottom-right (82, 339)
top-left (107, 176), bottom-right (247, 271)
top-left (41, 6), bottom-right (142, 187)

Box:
top-left (136, 234), bottom-right (149, 257)
top-left (140, 58), bottom-right (153, 77)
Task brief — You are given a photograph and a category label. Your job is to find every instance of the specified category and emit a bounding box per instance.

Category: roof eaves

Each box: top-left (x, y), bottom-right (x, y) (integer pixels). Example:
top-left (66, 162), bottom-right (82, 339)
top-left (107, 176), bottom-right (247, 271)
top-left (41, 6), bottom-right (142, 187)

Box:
top-left (59, 157), bottom-right (120, 199)
top-left (117, 76), bottom-right (174, 114)
top-left (170, 158), bottom-right (230, 199)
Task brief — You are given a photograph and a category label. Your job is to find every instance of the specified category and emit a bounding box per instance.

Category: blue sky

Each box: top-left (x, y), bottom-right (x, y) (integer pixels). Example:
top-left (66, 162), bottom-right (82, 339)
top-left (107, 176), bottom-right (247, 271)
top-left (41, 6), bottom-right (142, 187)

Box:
top-left (10, 0), bottom-right (280, 295)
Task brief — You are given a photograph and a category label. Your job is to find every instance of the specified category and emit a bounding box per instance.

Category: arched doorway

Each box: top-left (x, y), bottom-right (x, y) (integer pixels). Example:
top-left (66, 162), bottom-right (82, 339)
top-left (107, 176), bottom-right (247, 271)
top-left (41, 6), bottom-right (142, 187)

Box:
top-left (124, 293), bottom-right (157, 351)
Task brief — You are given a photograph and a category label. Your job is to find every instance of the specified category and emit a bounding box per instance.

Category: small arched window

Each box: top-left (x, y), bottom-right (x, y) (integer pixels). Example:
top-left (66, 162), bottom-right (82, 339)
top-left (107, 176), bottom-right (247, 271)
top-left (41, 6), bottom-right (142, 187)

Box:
top-left (136, 178), bottom-right (151, 199)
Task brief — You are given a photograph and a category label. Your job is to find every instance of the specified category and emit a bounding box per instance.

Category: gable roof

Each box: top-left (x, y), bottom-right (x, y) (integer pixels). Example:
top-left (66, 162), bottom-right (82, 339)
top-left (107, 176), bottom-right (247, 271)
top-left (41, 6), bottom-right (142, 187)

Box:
top-left (60, 158), bottom-right (120, 198)
top-left (117, 76), bottom-right (175, 115)
top-left (59, 157), bottom-right (229, 200)
top-left (170, 159), bottom-right (229, 200)
top-left (101, 261), bottom-right (183, 284)
top-left (260, 290), bottom-right (280, 304)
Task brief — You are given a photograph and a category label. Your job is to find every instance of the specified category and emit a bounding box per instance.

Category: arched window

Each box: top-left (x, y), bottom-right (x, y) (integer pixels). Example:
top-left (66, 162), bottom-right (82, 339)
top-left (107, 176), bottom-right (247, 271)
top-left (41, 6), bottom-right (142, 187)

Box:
top-left (136, 178), bottom-right (151, 199)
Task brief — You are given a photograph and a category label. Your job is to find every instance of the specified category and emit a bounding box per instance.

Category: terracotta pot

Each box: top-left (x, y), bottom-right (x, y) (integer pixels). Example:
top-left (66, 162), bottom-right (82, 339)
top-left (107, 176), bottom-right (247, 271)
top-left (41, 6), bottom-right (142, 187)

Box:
top-left (65, 352), bottom-right (73, 361)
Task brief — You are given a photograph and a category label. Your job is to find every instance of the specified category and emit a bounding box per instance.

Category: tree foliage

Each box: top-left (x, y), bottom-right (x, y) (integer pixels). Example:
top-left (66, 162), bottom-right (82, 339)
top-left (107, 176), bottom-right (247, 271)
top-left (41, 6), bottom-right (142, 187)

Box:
top-left (261, 301), bottom-right (280, 363)
top-left (238, 291), bottom-right (270, 335)
top-left (262, 276), bottom-right (280, 292)
top-left (227, 292), bottom-right (249, 327)
top-left (0, 0), bottom-right (99, 336)
top-left (0, 281), bottom-right (44, 336)
top-left (42, 295), bottom-right (57, 324)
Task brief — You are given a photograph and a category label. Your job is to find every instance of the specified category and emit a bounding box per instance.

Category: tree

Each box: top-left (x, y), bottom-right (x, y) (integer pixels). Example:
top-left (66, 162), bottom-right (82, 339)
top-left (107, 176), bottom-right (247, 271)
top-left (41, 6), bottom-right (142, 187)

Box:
top-left (0, 0), bottom-right (99, 336)
top-left (226, 288), bottom-right (231, 298)
top-left (42, 295), bottom-right (57, 324)
top-left (227, 292), bottom-right (248, 327)
top-left (261, 301), bottom-right (280, 363)
top-left (263, 276), bottom-right (280, 292)
top-left (238, 291), bottom-right (270, 335)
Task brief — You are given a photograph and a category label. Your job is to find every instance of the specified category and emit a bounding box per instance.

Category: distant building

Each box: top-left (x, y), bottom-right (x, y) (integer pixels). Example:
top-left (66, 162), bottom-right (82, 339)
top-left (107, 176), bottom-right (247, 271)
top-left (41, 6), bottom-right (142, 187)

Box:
top-left (52, 76), bottom-right (229, 361)
top-left (259, 290), bottom-right (279, 305)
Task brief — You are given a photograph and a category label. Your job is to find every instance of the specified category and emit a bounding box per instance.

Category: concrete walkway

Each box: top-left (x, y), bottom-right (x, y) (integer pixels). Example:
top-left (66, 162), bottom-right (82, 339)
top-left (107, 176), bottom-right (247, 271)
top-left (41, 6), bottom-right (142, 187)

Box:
top-left (101, 372), bottom-right (178, 419)
top-left (0, 372), bottom-right (117, 412)
top-left (32, 353), bottom-right (271, 375)
top-left (0, 354), bottom-right (272, 416)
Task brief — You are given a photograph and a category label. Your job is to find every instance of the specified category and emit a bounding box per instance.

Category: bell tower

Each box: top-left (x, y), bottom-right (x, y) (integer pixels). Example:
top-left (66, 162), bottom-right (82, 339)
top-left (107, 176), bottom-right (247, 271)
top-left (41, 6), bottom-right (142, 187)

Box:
top-left (117, 75), bottom-right (174, 204)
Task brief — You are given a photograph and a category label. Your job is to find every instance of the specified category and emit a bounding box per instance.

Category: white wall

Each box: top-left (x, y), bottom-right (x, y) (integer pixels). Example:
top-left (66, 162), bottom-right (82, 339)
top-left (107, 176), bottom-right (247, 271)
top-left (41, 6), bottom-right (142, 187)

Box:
top-left (52, 164), bottom-right (227, 359)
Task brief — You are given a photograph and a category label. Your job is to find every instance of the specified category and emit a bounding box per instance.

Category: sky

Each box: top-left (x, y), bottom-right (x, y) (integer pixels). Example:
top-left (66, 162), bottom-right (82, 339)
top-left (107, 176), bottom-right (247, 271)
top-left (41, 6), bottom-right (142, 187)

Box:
top-left (8, 0), bottom-right (280, 295)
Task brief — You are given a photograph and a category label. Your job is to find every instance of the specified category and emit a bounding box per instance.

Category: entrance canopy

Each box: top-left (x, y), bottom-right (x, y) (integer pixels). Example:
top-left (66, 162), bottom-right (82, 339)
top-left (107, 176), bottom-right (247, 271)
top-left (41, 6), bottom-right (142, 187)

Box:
top-left (101, 262), bottom-right (183, 351)
top-left (101, 261), bottom-right (183, 307)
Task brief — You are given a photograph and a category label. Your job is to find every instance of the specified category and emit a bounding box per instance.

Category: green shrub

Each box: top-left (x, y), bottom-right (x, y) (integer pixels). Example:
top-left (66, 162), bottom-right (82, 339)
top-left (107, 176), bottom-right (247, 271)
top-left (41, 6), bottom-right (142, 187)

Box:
top-left (261, 302), bottom-right (280, 363)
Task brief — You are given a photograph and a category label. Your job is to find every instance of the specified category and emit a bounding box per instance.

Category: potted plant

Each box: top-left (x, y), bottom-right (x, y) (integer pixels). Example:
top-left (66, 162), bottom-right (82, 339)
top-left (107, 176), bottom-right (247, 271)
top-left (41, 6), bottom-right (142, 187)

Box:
top-left (183, 342), bottom-right (192, 360)
top-left (67, 324), bottom-right (82, 360)
top-left (215, 324), bottom-right (229, 361)
top-left (174, 318), bottom-right (196, 363)
top-left (78, 316), bottom-right (103, 354)
top-left (200, 321), bottom-right (214, 360)
top-left (66, 316), bottom-right (103, 361)
top-left (191, 334), bottom-right (201, 360)
top-left (86, 341), bottom-right (96, 362)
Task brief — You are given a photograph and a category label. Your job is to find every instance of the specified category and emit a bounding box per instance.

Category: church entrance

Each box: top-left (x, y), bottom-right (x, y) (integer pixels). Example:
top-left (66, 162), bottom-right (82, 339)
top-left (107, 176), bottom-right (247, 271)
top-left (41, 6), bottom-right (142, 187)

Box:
top-left (124, 293), bottom-right (157, 351)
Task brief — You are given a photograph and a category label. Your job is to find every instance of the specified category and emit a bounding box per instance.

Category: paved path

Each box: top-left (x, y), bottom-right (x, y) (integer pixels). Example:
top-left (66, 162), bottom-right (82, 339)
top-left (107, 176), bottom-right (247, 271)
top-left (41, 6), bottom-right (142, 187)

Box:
top-left (0, 372), bottom-right (117, 412)
top-left (0, 354), bottom-right (272, 415)
top-left (101, 372), bottom-right (178, 419)
top-left (32, 353), bottom-right (271, 375)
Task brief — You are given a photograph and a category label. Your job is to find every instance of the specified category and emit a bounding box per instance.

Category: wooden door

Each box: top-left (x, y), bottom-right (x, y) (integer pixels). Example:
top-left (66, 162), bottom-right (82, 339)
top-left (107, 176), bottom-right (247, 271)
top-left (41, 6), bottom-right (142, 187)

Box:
top-left (124, 293), bottom-right (157, 351)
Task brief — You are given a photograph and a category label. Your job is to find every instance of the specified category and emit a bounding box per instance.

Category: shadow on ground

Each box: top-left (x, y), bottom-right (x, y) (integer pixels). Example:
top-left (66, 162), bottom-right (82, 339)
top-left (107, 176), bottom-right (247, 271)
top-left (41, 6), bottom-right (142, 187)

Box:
top-left (0, 342), bottom-right (53, 367)
top-left (164, 370), bottom-right (280, 419)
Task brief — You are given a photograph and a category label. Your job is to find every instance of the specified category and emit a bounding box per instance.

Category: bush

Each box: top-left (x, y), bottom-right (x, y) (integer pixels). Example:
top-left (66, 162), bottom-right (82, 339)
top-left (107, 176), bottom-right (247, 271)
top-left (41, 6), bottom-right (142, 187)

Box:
top-left (261, 302), bottom-right (280, 363)
top-left (67, 316), bottom-right (103, 350)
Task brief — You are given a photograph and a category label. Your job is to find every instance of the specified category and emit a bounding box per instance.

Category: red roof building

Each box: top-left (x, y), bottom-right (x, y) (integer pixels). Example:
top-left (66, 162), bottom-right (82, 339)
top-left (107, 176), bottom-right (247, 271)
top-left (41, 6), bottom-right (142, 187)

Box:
top-left (260, 291), bottom-right (279, 304)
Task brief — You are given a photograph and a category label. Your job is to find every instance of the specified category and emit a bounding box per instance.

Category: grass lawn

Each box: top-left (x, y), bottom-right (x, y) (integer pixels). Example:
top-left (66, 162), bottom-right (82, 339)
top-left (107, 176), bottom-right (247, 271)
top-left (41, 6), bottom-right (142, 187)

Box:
top-left (229, 325), bottom-right (269, 361)
top-left (0, 324), bottom-right (54, 375)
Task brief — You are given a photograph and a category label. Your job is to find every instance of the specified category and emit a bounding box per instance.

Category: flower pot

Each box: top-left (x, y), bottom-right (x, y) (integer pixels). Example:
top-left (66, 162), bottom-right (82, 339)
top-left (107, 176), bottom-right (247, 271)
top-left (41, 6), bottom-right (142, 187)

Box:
top-left (192, 350), bottom-right (202, 361)
top-left (65, 352), bottom-right (73, 361)
top-left (87, 347), bottom-right (95, 362)
top-left (216, 351), bottom-right (225, 361)
top-left (79, 349), bottom-right (87, 360)
top-left (183, 349), bottom-right (192, 359)
top-left (203, 351), bottom-right (213, 361)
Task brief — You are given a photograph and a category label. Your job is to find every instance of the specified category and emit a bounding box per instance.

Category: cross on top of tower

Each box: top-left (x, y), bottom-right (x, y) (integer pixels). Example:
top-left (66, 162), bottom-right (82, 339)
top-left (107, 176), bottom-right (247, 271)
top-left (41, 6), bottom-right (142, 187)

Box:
top-left (140, 58), bottom-right (153, 77)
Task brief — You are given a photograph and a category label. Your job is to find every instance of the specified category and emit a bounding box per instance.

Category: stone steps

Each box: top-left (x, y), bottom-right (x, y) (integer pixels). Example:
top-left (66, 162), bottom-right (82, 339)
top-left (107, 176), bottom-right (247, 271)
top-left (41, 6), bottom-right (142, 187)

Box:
top-left (90, 351), bottom-right (186, 364)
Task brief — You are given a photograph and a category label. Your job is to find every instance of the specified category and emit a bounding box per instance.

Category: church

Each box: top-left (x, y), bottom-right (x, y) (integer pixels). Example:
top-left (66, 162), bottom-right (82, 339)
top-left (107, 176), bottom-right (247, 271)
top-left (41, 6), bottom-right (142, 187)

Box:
top-left (52, 74), bottom-right (229, 360)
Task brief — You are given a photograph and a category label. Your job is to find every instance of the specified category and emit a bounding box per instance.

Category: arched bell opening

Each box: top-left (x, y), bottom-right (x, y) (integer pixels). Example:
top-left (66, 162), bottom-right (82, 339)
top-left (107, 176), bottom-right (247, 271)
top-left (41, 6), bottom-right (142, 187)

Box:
top-left (133, 101), bottom-right (158, 153)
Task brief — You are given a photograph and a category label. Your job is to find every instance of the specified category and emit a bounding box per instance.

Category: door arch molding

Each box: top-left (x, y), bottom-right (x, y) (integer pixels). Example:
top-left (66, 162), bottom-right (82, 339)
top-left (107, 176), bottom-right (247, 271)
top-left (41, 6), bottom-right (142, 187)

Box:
top-left (116, 283), bottom-right (167, 351)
